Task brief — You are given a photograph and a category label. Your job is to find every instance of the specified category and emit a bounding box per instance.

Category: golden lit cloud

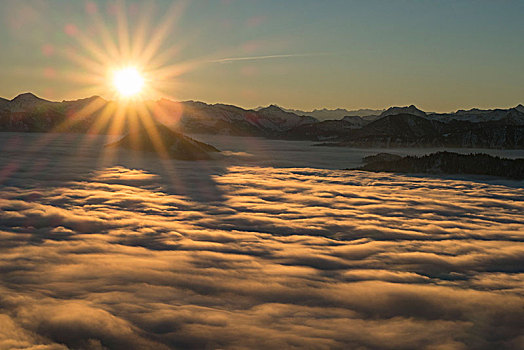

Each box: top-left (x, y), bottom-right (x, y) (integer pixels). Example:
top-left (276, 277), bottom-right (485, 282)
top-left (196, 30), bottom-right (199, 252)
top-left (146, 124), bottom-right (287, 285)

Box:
top-left (0, 136), bottom-right (523, 349)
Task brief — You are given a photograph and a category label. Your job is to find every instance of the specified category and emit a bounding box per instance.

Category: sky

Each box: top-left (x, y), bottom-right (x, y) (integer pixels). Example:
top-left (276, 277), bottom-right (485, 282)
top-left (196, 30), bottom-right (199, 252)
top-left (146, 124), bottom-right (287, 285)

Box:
top-left (1, 0), bottom-right (524, 112)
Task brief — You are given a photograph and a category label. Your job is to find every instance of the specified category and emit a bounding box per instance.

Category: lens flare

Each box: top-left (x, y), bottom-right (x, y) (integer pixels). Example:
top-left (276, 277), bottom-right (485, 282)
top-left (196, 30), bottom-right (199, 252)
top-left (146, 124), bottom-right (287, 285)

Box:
top-left (113, 67), bottom-right (144, 97)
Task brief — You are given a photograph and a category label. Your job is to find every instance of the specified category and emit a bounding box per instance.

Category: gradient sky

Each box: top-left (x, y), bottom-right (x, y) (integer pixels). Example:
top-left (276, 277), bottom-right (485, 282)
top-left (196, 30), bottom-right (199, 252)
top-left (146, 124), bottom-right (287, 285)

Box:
top-left (1, 0), bottom-right (523, 112)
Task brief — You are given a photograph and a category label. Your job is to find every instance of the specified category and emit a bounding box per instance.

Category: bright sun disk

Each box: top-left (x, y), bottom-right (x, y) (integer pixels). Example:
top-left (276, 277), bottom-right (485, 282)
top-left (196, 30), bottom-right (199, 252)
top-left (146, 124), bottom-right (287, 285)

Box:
top-left (113, 67), bottom-right (144, 97)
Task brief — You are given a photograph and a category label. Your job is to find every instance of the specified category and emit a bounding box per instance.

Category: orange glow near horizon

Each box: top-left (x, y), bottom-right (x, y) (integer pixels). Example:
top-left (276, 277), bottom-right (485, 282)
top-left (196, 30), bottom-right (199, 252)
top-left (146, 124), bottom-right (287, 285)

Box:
top-left (44, 1), bottom-right (194, 153)
top-left (59, 1), bottom-right (192, 103)
top-left (23, 1), bottom-right (207, 174)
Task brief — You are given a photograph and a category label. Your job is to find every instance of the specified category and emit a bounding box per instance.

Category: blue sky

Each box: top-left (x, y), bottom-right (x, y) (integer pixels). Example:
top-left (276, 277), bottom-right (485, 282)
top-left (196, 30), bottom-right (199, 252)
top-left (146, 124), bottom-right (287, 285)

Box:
top-left (1, 0), bottom-right (523, 111)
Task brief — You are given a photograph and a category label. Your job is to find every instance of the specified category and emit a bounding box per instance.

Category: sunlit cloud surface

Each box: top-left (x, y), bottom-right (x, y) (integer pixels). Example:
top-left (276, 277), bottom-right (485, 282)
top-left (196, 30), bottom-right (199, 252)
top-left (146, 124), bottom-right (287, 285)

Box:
top-left (0, 134), bottom-right (523, 349)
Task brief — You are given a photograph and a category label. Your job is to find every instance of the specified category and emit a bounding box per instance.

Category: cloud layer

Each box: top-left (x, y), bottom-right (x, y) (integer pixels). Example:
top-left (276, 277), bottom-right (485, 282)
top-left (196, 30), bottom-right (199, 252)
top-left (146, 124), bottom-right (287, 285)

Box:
top-left (0, 133), bottom-right (523, 349)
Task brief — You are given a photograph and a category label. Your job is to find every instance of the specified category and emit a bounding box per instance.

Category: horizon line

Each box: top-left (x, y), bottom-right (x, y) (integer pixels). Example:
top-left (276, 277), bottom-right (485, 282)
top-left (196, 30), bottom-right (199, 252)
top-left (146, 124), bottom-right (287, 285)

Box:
top-left (2, 91), bottom-right (523, 115)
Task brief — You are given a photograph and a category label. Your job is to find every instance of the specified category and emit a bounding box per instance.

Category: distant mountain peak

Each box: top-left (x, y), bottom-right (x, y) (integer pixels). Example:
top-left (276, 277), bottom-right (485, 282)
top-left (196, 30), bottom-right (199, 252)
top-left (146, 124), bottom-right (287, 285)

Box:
top-left (312, 108), bottom-right (346, 113)
top-left (273, 106), bottom-right (384, 120)
top-left (85, 95), bottom-right (106, 102)
top-left (11, 92), bottom-right (48, 102)
top-left (63, 95), bottom-right (107, 104)
top-left (258, 104), bottom-right (286, 113)
top-left (380, 105), bottom-right (426, 118)
top-left (7, 92), bottom-right (51, 113)
top-left (515, 104), bottom-right (524, 113)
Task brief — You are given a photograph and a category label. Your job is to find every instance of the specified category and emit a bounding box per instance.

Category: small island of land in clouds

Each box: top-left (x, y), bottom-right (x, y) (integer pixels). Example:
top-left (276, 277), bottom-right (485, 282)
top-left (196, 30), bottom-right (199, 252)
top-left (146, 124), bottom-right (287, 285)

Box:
top-left (108, 121), bottom-right (220, 160)
top-left (356, 151), bottom-right (524, 179)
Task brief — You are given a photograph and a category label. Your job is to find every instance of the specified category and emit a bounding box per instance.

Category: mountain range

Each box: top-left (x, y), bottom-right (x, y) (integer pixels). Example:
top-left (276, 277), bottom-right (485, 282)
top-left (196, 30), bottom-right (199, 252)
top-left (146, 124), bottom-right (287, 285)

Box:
top-left (1, 93), bottom-right (524, 149)
top-left (257, 106), bottom-right (385, 121)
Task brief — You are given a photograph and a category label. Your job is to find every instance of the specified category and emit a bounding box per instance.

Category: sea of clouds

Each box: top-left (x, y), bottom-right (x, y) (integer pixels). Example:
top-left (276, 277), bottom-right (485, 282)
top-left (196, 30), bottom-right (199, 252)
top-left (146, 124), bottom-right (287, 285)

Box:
top-left (0, 132), bottom-right (523, 349)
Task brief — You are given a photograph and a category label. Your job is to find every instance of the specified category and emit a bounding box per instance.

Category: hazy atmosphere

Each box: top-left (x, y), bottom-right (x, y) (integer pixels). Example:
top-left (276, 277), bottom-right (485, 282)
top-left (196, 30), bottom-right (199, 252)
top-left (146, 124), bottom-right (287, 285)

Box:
top-left (1, 0), bottom-right (524, 111)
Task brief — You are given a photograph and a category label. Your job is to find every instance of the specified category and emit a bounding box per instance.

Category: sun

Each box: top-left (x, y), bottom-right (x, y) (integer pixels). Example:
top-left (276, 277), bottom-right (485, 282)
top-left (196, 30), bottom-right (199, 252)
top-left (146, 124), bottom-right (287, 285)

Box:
top-left (113, 67), bottom-right (144, 97)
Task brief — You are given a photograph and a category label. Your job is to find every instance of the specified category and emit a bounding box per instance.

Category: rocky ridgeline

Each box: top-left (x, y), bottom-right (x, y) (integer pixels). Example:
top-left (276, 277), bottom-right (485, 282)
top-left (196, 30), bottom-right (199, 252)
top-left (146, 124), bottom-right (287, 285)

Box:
top-left (1, 93), bottom-right (524, 149)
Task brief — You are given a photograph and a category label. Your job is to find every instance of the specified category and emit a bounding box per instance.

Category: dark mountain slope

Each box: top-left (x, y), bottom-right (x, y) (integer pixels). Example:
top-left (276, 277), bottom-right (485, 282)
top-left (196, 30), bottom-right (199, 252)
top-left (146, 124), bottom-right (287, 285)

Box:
top-left (355, 151), bottom-right (524, 179)
top-left (149, 100), bottom-right (317, 137)
top-left (320, 114), bottom-right (444, 147)
top-left (318, 112), bottom-right (524, 149)
top-left (109, 122), bottom-right (219, 160)
top-left (0, 97), bottom-right (9, 109)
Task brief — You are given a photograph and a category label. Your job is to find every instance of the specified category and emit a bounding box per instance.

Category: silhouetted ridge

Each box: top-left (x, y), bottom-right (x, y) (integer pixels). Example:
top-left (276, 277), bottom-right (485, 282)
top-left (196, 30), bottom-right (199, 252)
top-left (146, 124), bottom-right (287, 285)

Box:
top-left (1, 92), bottom-right (524, 148)
top-left (379, 105), bottom-right (426, 118)
top-left (355, 151), bottom-right (524, 179)
top-left (109, 122), bottom-right (219, 160)
top-left (10, 92), bottom-right (48, 102)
